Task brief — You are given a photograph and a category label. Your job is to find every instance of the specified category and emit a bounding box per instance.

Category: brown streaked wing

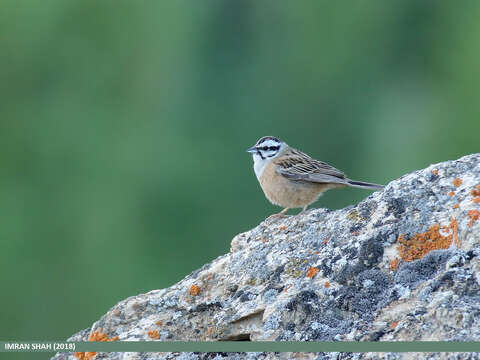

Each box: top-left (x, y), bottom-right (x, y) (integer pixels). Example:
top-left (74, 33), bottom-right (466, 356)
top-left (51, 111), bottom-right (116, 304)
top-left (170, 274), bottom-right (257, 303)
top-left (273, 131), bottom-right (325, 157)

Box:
top-left (275, 149), bottom-right (347, 184)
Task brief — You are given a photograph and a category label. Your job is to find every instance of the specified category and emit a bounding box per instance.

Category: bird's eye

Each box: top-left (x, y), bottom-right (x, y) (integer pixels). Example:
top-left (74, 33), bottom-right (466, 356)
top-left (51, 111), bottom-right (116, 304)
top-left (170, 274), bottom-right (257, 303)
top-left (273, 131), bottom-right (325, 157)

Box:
top-left (269, 146), bottom-right (276, 151)
top-left (262, 146), bottom-right (268, 150)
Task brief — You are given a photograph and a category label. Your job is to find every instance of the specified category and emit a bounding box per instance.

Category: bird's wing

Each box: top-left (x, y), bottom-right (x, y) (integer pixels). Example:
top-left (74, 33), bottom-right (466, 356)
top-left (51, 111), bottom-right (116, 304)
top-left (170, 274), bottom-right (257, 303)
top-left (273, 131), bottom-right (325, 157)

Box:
top-left (275, 149), bottom-right (348, 184)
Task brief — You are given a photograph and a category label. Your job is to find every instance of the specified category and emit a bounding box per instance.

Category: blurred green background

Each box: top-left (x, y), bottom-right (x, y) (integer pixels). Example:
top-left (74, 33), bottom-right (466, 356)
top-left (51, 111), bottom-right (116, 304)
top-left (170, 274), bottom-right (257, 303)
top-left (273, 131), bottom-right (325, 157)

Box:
top-left (1, 0), bottom-right (480, 353)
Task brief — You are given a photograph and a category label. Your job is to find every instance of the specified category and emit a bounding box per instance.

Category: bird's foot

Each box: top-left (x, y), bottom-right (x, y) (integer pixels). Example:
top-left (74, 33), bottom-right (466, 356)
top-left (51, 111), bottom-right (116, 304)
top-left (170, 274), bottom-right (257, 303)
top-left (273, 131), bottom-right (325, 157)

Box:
top-left (266, 213), bottom-right (290, 221)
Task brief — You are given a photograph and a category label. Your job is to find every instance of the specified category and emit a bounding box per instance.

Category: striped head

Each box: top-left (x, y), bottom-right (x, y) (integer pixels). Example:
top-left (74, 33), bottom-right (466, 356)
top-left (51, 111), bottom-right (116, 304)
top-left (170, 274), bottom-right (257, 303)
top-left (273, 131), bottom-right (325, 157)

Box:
top-left (246, 136), bottom-right (286, 179)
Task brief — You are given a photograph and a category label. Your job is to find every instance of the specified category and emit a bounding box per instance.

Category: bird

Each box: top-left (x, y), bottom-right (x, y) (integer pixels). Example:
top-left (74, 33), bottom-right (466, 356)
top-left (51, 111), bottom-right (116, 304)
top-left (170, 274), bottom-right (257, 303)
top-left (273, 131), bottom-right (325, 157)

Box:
top-left (246, 136), bottom-right (384, 216)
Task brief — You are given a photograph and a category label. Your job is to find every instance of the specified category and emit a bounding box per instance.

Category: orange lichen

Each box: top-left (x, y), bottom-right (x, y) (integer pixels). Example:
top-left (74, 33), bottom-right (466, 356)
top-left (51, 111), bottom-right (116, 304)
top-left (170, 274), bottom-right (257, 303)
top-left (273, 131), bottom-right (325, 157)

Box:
top-left (453, 178), bottom-right (462, 187)
top-left (156, 320), bottom-right (163, 326)
top-left (324, 281), bottom-right (331, 288)
top-left (189, 284), bottom-right (201, 296)
top-left (469, 185), bottom-right (480, 204)
top-left (322, 237), bottom-right (330, 245)
top-left (74, 330), bottom-right (119, 360)
top-left (448, 191), bottom-right (455, 197)
top-left (432, 169), bottom-right (439, 176)
top-left (352, 231), bottom-right (360, 236)
top-left (314, 250), bottom-right (319, 255)
top-left (283, 285), bottom-right (292, 293)
top-left (88, 331), bottom-right (118, 342)
top-left (389, 258), bottom-right (400, 271)
top-left (390, 321), bottom-right (399, 330)
top-left (467, 210), bottom-right (480, 227)
top-left (280, 226), bottom-right (286, 231)
top-left (306, 267), bottom-right (319, 279)
top-left (74, 353), bottom-right (89, 360)
top-left (148, 330), bottom-right (160, 339)
top-left (397, 223), bottom-right (456, 262)
top-left (471, 185), bottom-right (480, 197)
top-left (453, 203), bottom-right (460, 209)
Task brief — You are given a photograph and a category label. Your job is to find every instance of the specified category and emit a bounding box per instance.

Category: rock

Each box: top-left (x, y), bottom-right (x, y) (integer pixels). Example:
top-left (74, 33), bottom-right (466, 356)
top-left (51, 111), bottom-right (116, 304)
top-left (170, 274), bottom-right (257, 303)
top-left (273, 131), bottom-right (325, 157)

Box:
top-left (53, 154), bottom-right (480, 360)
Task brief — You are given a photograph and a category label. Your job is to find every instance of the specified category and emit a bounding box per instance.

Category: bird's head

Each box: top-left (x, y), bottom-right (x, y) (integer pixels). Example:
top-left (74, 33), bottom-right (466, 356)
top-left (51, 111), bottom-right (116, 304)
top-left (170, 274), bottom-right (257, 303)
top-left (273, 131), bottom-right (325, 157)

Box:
top-left (246, 136), bottom-right (286, 178)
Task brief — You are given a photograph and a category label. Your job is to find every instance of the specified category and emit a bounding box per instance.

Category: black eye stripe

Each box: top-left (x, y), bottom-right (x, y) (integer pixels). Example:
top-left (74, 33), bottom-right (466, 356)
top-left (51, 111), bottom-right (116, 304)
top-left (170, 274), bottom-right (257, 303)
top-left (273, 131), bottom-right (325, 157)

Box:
top-left (258, 146), bottom-right (279, 151)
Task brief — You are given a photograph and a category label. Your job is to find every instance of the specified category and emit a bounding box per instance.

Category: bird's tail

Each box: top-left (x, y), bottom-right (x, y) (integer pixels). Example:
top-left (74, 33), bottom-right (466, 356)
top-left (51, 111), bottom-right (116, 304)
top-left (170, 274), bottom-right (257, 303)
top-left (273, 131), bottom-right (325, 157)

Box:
top-left (347, 179), bottom-right (384, 191)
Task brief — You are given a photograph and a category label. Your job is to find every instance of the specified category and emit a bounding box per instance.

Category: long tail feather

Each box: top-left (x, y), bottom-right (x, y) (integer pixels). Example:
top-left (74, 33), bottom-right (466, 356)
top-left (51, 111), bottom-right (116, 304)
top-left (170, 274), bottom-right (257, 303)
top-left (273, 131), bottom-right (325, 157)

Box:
top-left (347, 179), bottom-right (384, 190)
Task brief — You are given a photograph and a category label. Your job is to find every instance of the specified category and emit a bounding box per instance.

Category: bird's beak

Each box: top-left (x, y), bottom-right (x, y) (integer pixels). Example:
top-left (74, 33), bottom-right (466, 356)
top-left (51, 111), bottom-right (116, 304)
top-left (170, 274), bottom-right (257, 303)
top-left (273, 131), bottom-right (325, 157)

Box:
top-left (246, 146), bottom-right (257, 153)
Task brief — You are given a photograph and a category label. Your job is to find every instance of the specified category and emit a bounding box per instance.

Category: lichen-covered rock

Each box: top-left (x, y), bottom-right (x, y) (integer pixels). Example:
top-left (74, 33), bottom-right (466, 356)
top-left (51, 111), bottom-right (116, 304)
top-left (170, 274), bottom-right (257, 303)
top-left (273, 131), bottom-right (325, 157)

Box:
top-left (53, 154), bottom-right (480, 360)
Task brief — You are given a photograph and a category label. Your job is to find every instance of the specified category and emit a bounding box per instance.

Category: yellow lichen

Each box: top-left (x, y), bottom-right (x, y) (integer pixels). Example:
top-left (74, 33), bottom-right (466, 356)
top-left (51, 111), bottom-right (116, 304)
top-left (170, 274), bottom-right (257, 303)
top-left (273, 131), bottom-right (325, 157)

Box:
top-left (347, 210), bottom-right (366, 222)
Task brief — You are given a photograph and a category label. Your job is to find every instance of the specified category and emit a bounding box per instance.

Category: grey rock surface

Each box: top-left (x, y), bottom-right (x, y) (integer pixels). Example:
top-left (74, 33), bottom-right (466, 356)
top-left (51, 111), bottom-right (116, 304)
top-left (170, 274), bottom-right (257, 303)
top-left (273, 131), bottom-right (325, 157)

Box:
top-left (53, 154), bottom-right (480, 360)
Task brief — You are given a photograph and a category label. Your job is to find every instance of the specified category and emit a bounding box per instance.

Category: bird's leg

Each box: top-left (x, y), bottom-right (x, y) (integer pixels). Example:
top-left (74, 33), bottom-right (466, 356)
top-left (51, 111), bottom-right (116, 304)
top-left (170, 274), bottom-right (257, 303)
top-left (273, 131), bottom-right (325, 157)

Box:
top-left (298, 205), bottom-right (308, 215)
top-left (266, 208), bottom-right (290, 221)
